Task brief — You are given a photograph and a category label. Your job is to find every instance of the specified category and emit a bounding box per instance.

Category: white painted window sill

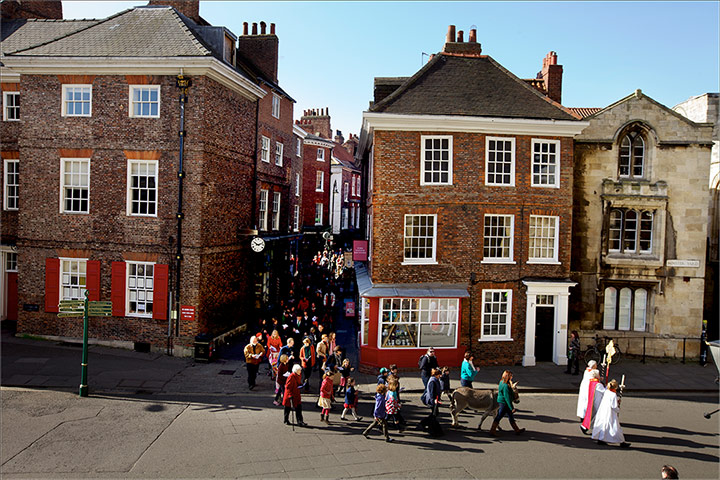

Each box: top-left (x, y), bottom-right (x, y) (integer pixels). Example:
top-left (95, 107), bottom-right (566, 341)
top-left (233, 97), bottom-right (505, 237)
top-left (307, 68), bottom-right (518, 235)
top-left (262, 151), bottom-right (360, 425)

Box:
top-left (481, 259), bottom-right (515, 264)
top-left (527, 260), bottom-right (561, 265)
top-left (401, 260), bottom-right (438, 266)
top-left (478, 337), bottom-right (514, 342)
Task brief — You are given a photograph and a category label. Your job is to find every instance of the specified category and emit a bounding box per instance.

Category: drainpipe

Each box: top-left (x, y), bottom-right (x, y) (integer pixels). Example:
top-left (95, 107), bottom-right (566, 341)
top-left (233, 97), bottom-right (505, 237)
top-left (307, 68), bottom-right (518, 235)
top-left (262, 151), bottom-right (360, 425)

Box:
top-left (175, 75), bottom-right (192, 337)
top-left (252, 98), bottom-right (259, 229)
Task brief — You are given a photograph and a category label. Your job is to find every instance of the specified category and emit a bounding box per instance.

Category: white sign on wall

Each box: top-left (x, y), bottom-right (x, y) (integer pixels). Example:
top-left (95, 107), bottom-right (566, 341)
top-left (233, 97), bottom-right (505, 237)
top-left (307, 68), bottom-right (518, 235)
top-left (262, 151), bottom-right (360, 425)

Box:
top-left (666, 259), bottom-right (700, 268)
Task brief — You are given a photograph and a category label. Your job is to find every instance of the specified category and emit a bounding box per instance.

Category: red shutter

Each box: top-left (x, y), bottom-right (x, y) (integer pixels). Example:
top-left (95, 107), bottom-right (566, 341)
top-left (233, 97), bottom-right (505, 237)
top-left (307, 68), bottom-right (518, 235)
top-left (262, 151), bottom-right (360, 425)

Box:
top-left (45, 258), bottom-right (60, 312)
top-left (86, 260), bottom-right (101, 301)
top-left (111, 262), bottom-right (126, 317)
top-left (153, 263), bottom-right (169, 320)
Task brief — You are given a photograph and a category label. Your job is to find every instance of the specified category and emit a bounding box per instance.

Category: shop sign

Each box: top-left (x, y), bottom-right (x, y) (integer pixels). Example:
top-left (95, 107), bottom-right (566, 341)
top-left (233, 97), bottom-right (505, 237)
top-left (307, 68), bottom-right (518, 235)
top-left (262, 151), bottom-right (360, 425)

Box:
top-left (353, 240), bottom-right (368, 261)
top-left (345, 301), bottom-right (356, 317)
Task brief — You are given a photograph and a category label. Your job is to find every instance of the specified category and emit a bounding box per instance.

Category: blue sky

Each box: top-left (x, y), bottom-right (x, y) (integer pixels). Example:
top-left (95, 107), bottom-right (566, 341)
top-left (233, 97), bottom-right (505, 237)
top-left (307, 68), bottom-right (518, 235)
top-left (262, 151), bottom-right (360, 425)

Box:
top-left (63, 1), bottom-right (719, 137)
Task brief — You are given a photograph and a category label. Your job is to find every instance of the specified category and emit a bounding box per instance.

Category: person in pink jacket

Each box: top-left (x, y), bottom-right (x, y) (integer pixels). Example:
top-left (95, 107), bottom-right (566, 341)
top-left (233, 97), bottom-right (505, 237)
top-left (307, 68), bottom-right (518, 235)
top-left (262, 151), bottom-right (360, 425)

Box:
top-left (318, 370), bottom-right (334, 424)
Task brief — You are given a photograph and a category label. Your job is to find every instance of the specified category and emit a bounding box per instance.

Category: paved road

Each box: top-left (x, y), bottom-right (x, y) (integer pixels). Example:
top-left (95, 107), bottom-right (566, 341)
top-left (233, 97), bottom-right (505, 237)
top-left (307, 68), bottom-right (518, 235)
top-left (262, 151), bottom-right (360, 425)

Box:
top-left (1, 386), bottom-right (717, 479)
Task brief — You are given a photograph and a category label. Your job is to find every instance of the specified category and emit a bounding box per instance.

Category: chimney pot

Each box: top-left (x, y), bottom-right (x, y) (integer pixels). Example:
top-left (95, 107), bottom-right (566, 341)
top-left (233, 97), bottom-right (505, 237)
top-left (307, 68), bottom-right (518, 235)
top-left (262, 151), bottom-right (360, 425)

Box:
top-left (252, 22), bottom-right (258, 35)
top-left (469, 29), bottom-right (477, 43)
top-left (457, 30), bottom-right (464, 42)
top-left (446, 25), bottom-right (456, 44)
top-left (270, 23), bottom-right (275, 34)
top-left (243, 22), bottom-right (248, 35)
top-left (260, 21), bottom-right (266, 34)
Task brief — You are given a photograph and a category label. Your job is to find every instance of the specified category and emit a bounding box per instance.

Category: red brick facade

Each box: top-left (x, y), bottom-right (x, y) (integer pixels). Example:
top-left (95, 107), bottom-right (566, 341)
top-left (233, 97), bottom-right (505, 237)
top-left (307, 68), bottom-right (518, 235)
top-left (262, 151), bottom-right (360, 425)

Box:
top-left (301, 140), bottom-right (332, 229)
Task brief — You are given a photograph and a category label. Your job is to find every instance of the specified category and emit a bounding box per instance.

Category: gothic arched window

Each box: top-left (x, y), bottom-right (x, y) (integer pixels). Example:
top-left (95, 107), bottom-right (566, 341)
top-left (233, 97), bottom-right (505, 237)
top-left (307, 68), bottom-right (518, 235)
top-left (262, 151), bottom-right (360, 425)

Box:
top-left (619, 131), bottom-right (645, 178)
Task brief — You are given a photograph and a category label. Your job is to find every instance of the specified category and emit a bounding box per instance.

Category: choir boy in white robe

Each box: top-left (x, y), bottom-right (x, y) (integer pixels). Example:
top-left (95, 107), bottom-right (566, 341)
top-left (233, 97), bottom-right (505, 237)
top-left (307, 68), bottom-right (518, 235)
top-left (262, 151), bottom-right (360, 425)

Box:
top-left (576, 360), bottom-right (598, 419)
top-left (592, 379), bottom-right (630, 448)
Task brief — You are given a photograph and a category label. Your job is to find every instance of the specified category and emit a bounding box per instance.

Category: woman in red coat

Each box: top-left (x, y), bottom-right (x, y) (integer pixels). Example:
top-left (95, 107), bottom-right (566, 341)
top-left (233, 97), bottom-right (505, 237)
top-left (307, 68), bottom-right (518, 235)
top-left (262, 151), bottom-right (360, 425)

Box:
top-left (283, 364), bottom-right (307, 427)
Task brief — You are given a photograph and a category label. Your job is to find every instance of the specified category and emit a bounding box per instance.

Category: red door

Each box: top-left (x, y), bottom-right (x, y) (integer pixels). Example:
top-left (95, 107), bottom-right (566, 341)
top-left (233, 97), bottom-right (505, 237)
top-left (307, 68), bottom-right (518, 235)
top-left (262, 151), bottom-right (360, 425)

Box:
top-left (6, 272), bottom-right (18, 321)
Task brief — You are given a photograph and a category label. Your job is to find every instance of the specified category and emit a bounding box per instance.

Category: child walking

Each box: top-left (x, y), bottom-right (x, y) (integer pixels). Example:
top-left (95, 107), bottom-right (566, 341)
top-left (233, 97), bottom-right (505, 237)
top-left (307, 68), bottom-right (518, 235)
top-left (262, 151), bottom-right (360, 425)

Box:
top-left (318, 370), bottom-right (334, 424)
top-left (385, 377), bottom-right (406, 432)
top-left (440, 366), bottom-right (453, 402)
top-left (362, 383), bottom-right (393, 442)
top-left (337, 358), bottom-right (354, 395)
top-left (341, 377), bottom-right (362, 421)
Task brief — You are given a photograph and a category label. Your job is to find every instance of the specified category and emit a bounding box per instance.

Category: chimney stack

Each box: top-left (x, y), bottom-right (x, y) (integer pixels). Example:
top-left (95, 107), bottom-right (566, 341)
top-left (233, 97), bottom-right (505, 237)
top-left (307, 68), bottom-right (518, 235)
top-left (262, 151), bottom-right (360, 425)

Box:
top-left (237, 19), bottom-right (280, 83)
top-left (538, 51), bottom-right (563, 104)
top-left (148, 0), bottom-right (200, 23)
top-left (457, 30), bottom-right (463, 42)
top-left (442, 24), bottom-right (482, 56)
top-left (243, 22), bottom-right (248, 35)
top-left (469, 29), bottom-right (477, 43)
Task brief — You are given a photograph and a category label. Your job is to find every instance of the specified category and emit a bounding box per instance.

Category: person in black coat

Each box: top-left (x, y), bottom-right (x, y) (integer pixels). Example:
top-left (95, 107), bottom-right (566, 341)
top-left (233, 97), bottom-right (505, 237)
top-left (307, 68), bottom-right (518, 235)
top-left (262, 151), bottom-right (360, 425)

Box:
top-left (419, 347), bottom-right (438, 388)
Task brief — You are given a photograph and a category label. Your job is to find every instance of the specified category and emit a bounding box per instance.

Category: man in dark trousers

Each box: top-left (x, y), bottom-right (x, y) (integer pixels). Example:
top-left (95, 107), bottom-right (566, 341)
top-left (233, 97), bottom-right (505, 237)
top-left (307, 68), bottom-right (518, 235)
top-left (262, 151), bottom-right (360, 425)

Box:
top-left (419, 347), bottom-right (438, 388)
top-left (244, 335), bottom-right (265, 390)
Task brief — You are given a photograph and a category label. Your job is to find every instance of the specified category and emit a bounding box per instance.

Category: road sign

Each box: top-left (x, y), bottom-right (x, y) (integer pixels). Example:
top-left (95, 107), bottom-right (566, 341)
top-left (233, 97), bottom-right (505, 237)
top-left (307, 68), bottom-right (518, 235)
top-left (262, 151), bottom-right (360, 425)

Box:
top-left (58, 312), bottom-right (83, 318)
top-left (88, 301), bottom-right (112, 317)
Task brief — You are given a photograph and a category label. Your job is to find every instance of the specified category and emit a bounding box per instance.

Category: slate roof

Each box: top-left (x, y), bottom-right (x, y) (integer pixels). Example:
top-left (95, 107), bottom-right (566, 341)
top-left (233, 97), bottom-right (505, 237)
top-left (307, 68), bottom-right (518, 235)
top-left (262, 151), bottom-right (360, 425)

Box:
top-left (3, 7), bottom-right (210, 57)
top-left (568, 107), bottom-right (602, 119)
top-left (1, 19), bottom-right (99, 55)
top-left (332, 143), bottom-right (358, 169)
top-left (370, 54), bottom-right (579, 121)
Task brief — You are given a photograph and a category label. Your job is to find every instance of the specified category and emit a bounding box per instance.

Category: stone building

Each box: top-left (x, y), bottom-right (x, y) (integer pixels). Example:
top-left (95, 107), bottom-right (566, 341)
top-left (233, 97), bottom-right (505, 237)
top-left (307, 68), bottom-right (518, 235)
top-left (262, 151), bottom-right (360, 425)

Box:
top-left (569, 90), bottom-right (714, 358)
top-left (355, 25), bottom-right (587, 368)
top-left (0, 1), bottom-right (296, 354)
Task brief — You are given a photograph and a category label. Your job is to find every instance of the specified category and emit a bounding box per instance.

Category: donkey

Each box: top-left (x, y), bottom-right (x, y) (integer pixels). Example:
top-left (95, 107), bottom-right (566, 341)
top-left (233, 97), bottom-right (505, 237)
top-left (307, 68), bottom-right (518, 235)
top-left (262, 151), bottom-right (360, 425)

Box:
top-left (449, 381), bottom-right (520, 430)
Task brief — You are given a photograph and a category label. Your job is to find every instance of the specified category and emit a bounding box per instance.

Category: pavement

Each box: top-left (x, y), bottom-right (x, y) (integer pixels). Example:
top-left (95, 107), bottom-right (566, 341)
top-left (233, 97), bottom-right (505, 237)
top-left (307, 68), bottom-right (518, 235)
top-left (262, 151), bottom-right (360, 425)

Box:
top-left (2, 321), bottom-right (718, 398)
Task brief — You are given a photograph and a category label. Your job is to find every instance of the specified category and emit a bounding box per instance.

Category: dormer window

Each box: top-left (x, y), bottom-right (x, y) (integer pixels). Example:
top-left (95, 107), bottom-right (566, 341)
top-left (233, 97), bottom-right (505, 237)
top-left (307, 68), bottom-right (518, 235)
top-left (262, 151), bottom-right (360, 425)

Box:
top-left (619, 131), bottom-right (645, 178)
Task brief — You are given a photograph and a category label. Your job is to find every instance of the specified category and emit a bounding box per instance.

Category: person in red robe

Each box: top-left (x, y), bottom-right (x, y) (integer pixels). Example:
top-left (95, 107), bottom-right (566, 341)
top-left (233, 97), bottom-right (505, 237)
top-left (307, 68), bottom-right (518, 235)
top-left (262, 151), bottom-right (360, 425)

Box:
top-left (283, 364), bottom-right (307, 427)
top-left (581, 369), bottom-right (606, 434)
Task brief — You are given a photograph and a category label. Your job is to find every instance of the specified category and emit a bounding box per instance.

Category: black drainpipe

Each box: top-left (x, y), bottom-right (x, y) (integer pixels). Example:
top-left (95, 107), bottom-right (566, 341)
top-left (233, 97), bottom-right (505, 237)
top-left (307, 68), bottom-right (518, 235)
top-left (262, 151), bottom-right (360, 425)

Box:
top-left (175, 75), bottom-right (192, 337)
top-left (252, 96), bottom-right (259, 229)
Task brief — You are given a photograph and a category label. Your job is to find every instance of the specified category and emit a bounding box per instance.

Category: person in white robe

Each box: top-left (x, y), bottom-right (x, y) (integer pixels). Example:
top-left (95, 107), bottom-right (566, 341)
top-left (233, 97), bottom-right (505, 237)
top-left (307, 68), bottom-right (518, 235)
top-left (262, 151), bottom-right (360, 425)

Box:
top-left (591, 379), bottom-right (630, 448)
top-left (576, 360), bottom-right (598, 418)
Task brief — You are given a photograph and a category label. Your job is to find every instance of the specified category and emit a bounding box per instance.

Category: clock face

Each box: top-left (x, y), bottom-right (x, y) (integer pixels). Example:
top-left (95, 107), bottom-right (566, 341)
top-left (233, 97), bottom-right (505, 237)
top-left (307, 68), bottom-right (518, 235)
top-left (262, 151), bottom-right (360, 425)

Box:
top-left (251, 237), bottom-right (265, 252)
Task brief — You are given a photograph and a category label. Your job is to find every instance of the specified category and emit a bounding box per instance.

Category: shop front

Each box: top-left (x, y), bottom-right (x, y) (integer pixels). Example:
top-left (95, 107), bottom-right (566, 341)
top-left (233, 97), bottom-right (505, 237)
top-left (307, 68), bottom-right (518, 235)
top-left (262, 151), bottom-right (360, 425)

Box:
top-left (356, 263), bottom-right (469, 368)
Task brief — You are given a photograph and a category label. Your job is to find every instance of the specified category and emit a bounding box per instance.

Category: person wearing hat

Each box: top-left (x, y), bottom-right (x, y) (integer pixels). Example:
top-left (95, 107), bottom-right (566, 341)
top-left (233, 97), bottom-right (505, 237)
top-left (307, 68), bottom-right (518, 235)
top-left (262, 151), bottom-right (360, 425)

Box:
top-left (577, 360), bottom-right (599, 419)
top-left (377, 367), bottom-right (389, 385)
top-left (244, 334), bottom-right (265, 390)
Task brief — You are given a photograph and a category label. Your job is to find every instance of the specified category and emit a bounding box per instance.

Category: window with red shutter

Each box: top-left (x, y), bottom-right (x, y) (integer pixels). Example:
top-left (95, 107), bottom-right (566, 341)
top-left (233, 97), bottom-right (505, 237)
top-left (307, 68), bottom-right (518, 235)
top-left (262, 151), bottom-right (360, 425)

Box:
top-left (153, 264), bottom-right (169, 320)
top-left (45, 258), bottom-right (60, 312)
top-left (111, 262), bottom-right (126, 317)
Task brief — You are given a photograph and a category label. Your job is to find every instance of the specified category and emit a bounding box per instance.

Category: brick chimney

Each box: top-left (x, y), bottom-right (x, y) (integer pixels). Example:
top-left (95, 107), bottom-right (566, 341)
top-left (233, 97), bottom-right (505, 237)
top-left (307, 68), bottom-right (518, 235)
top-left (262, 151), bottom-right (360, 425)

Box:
top-left (236, 21), bottom-right (279, 84)
top-left (334, 130), bottom-right (345, 144)
top-left (442, 24), bottom-right (482, 57)
top-left (1, 0), bottom-right (62, 20)
top-left (147, 0), bottom-right (200, 23)
top-left (299, 108), bottom-right (331, 139)
top-left (537, 51), bottom-right (563, 104)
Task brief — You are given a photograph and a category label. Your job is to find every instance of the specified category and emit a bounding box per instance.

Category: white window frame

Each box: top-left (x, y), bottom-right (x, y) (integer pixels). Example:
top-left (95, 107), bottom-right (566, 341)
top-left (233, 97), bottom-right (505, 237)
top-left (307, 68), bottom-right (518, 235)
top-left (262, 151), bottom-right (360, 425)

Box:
top-left (356, 205), bottom-right (361, 228)
top-left (293, 204), bottom-right (300, 231)
top-left (531, 139), bottom-right (560, 188)
top-left (356, 176), bottom-right (361, 197)
top-left (272, 191), bottom-right (281, 230)
top-left (128, 85), bottom-right (160, 118)
top-left (3, 91), bottom-right (19, 121)
top-left (379, 297), bottom-right (459, 349)
top-left (295, 173), bottom-right (300, 196)
top-left (275, 142), bottom-right (284, 167)
top-left (271, 93), bottom-right (280, 119)
top-left (60, 158), bottom-right (90, 214)
top-left (344, 182), bottom-right (349, 201)
top-left (259, 189), bottom-right (269, 231)
top-left (5, 251), bottom-right (18, 272)
top-left (480, 289), bottom-right (513, 341)
top-left (315, 171), bottom-right (324, 192)
top-left (3, 159), bottom-right (19, 211)
top-left (261, 136), bottom-right (271, 163)
top-left (59, 257), bottom-right (88, 301)
top-left (528, 215), bottom-right (560, 264)
top-left (62, 84), bottom-right (92, 117)
top-left (296, 137), bottom-right (302, 157)
top-left (341, 207), bottom-right (348, 230)
top-left (315, 203), bottom-right (323, 225)
top-left (603, 286), bottom-right (649, 332)
top-left (420, 135), bottom-right (453, 186)
top-left (126, 159), bottom-right (158, 217)
top-left (608, 208), bottom-right (654, 254)
top-left (485, 136), bottom-right (515, 186)
top-left (350, 178), bottom-right (355, 197)
top-left (317, 148), bottom-right (325, 162)
top-left (402, 214), bottom-right (438, 265)
top-left (482, 214), bottom-right (514, 263)
top-left (126, 261), bottom-right (155, 318)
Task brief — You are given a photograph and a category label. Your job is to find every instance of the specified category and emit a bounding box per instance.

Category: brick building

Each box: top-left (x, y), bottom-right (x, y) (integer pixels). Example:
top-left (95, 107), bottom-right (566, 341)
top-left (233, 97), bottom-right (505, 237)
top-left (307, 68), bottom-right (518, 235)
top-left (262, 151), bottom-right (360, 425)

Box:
top-left (0, 1), bottom-right (297, 354)
top-left (296, 109), bottom-right (334, 232)
top-left (356, 26), bottom-right (587, 368)
top-left (568, 91), bottom-right (714, 358)
top-left (330, 131), bottom-right (362, 242)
